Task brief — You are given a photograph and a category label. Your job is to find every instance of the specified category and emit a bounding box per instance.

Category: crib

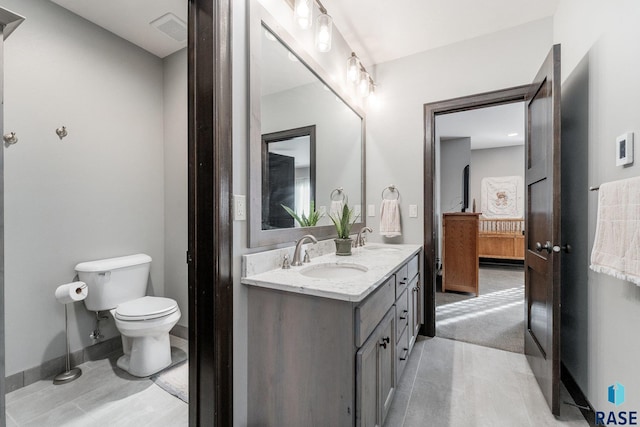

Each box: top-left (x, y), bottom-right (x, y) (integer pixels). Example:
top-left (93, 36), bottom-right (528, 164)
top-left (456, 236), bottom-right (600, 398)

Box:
top-left (478, 217), bottom-right (525, 260)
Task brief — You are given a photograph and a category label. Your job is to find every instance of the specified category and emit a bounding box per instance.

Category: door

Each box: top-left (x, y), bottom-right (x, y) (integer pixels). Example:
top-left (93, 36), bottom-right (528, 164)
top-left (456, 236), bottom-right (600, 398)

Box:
top-left (265, 152), bottom-right (295, 228)
top-left (524, 44), bottom-right (561, 415)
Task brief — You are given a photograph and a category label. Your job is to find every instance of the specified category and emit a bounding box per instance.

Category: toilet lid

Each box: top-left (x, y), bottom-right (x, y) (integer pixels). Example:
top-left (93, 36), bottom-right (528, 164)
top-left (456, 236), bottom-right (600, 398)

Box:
top-left (115, 296), bottom-right (178, 321)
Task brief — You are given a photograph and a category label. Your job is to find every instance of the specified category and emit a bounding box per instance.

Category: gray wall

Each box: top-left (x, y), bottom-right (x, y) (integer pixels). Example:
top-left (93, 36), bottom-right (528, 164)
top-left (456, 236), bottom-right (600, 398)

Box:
top-left (2, 0), bottom-right (183, 376)
top-left (555, 0), bottom-right (640, 411)
top-left (365, 18), bottom-right (553, 244)
top-left (440, 138), bottom-right (470, 213)
top-left (470, 145), bottom-right (525, 216)
top-left (163, 48), bottom-right (188, 328)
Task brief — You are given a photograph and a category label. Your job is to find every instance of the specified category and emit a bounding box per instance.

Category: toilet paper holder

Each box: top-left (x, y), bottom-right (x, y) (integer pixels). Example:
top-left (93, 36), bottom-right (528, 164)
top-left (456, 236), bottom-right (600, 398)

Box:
top-left (53, 282), bottom-right (87, 385)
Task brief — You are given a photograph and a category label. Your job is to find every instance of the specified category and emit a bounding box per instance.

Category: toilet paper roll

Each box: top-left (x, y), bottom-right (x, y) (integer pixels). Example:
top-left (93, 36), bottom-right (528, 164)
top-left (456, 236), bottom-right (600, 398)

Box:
top-left (55, 281), bottom-right (88, 304)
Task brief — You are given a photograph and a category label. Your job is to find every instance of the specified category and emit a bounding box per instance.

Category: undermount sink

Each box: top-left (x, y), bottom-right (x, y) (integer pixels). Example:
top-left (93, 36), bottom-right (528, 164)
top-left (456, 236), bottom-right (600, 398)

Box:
top-left (362, 245), bottom-right (401, 252)
top-left (300, 263), bottom-right (368, 279)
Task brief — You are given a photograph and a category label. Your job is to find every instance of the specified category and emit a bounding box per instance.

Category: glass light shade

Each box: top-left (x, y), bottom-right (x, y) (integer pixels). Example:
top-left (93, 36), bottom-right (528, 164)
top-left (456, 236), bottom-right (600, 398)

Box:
top-left (294, 0), bottom-right (313, 29)
top-left (368, 83), bottom-right (378, 106)
top-left (359, 71), bottom-right (370, 97)
top-left (346, 53), bottom-right (360, 83)
top-left (315, 13), bottom-right (333, 52)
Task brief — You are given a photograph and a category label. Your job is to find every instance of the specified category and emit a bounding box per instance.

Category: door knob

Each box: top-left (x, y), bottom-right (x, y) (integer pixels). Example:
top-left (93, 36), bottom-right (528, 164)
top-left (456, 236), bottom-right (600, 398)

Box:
top-left (535, 241), bottom-right (552, 254)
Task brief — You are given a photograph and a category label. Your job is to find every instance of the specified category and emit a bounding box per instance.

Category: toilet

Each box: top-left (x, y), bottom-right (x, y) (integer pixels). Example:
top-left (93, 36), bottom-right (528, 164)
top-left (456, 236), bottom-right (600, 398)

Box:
top-left (75, 254), bottom-right (181, 377)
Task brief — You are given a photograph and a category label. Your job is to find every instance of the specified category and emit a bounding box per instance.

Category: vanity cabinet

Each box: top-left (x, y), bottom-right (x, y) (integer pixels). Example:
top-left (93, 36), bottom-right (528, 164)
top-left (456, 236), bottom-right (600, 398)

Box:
top-left (246, 248), bottom-right (423, 427)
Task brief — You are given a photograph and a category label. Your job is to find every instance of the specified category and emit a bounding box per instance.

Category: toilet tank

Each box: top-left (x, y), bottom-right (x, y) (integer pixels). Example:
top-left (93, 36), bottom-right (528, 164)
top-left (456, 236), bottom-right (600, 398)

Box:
top-left (75, 254), bottom-right (152, 312)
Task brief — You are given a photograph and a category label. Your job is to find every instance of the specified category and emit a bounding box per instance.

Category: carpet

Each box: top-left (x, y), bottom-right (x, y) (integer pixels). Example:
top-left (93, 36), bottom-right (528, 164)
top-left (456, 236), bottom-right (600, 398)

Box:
top-left (436, 266), bottom-right (524, 353)
top-left (152, 360), bottom-right (188, 403)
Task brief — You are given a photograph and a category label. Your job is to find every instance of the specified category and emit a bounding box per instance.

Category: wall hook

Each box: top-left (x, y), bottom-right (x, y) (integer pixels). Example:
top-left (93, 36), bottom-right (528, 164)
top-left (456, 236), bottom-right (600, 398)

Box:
top-left (55, 126), bottom-right (68, 140)
top-left (3, 132), bottom-right (18, 146)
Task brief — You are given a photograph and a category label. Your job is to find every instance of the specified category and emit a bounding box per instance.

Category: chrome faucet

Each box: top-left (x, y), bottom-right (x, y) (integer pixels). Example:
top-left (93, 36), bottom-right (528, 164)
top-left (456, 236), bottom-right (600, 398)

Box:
top-left (292, 234), bottom-right (318, 266)
top-left (355, 227), bottom-right (373, 247)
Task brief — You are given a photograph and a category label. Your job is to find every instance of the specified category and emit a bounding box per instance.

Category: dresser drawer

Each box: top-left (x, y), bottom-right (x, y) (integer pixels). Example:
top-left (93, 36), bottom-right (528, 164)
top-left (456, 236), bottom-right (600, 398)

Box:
top-left (395, 288), bottom-right (409, 343)
top-left (395, 264), bottom-right (409, 298)
top-left (407, 254), bottom-right (419, 282)
top-left (355, 276), bottom-right (396, 347)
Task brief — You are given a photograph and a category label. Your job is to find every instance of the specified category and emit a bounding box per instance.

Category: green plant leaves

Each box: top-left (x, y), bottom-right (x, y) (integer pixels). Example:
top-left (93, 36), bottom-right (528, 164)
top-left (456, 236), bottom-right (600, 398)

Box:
top-left (281, 201), bottom-right (324, 227)
top-left (329, 203), bottom-right (360, 239)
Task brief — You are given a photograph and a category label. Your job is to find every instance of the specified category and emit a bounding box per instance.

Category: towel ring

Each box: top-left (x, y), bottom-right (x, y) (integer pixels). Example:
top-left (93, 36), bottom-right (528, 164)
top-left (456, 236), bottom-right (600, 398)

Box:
top-left (330, 187), bottom-right (347, 202)
top-left (382, 185), bottom-right (400, 200)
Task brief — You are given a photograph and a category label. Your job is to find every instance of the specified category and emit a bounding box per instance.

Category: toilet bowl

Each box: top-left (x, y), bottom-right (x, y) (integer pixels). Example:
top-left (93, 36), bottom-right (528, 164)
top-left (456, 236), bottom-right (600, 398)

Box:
top-left (112, 296), bottom-right (181, 377)
top-left (75, 254), bottom-right (182, 377)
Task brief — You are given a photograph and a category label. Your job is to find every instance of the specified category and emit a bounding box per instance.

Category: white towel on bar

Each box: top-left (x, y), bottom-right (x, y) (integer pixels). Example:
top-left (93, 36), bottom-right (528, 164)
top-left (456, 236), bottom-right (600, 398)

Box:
top-left (380, 199), bottom-right (401, 237)
top-left (329, 200), bottom-right (344, 218)
top-left (590, 176), bottom-right (640, 286)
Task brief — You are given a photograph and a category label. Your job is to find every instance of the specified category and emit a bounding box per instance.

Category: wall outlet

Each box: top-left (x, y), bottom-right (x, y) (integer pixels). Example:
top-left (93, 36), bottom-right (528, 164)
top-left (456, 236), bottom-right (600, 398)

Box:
top-left (234, 195), bottom-right (246, 221)
top-left (368, 204), bottom-right (376, 217)
top-left (354, 204), bottom-right (361, 218)
top-left (409, 204), bottom-right (418, 218)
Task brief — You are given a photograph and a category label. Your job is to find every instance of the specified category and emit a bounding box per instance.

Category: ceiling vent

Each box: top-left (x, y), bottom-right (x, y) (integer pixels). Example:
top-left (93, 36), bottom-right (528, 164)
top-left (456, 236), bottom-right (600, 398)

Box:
top-left (150, 13), bottom-right (187, 43)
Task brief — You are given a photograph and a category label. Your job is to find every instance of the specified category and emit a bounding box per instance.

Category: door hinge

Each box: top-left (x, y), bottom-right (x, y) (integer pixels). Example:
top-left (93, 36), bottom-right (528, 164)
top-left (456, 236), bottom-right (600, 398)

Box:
top-left (186, 250), bottom-right (193, 264)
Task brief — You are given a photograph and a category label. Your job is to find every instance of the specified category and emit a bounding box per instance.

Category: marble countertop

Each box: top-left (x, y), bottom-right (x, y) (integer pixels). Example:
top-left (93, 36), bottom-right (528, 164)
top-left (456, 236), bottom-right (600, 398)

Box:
top-left (241, 243), bottom-right (422, 302)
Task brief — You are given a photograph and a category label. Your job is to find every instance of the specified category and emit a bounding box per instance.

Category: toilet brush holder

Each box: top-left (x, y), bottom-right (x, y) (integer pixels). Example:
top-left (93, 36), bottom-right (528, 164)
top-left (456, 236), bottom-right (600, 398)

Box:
top-left (53, 281), bottom-right (88, 385)
top-left (54, 303), bottom-right (82, 385)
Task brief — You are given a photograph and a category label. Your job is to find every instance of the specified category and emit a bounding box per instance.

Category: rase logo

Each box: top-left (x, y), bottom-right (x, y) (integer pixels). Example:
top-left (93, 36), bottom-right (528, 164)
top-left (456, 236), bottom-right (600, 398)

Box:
top-left (596, 382), bottom-right (638, 425)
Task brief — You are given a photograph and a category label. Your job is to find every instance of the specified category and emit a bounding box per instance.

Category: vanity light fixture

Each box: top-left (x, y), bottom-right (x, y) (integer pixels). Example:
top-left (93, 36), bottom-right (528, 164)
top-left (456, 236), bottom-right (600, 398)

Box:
top-left (347, 52), bottom-right (360, 83)
top-left (294, 0), bottom-right (313, 30)
top-left (315, 7), bottom-right (332, 52)
top-left (367, 80), bottom-right (378, 106)
top-left (358, 70), bottom-right (370, 97)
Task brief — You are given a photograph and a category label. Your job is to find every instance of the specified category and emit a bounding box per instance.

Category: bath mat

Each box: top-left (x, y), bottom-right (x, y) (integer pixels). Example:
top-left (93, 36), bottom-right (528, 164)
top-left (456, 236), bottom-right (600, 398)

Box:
top-left (152, 360), bottom-right (188, 403)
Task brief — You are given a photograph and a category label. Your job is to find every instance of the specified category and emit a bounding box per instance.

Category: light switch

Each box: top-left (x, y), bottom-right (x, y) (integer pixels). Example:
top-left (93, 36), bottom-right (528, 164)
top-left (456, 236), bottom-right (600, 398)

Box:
top-left (616, 132), bottom-right (634, 166)
top-left (409, 204), bottom-right (418, 218)
top-left (368, 204), bottom-right (376, 217)
top-left (234, 195), bottom-right (246, 221)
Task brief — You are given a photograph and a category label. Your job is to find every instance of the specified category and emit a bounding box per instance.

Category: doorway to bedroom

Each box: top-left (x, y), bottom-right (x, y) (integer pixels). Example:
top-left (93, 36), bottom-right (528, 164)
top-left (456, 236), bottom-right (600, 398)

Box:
top-left (434, 101), bottom-right (526, 354)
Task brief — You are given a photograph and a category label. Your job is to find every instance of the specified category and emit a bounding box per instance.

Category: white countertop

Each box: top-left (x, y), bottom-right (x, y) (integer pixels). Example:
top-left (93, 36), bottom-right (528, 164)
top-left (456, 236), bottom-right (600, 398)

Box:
top-left (241, 244), bottom-right (422, 302)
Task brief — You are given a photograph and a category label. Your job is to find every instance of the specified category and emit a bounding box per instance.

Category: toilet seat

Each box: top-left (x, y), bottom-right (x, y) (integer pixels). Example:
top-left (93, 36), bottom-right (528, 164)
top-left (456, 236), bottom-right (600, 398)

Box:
top-left (115, 296), bottom-right (178, 321)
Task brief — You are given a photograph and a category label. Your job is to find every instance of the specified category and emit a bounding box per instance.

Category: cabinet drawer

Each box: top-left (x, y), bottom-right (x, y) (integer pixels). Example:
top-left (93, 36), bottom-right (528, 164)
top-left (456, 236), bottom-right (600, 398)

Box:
top-left (395, 288), bottom-right (409, 343)
top-left (396, 325), bottom-right (410, 382)
top-left (395, 264), bottom-right (409, 298)
top-left (407, 254), bottom-right (419, 281)
top-left (355, 276), bottom-right (395, 347)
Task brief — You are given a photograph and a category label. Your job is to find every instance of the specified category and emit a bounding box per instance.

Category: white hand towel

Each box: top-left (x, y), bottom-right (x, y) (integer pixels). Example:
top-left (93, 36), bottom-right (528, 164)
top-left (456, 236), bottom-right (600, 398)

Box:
top-left (590, 176), bottom-right (640, 286)
top-left (380, 199), bottom-right (401, 237)
top-left (330, 200), bottom-right (344, 218)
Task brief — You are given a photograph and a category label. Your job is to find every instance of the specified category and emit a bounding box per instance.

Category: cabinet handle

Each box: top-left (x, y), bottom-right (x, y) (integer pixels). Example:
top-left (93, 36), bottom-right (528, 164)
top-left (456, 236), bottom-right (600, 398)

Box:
top-left (379, 337), bottom-right (390, 349)
top-left (399, 348), bottom-right (409, 361)
top-left (399, 310), bottom-right (408, 320)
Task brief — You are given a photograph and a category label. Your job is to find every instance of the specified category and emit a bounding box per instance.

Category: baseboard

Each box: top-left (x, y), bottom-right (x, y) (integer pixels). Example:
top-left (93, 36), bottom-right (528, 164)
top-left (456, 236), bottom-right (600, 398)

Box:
top-left (561, 362), bottom-right (595, 426)
top-left (5, 336), bottom-right (122, 394)
top-left (170, 324), bottom-right (188, 340)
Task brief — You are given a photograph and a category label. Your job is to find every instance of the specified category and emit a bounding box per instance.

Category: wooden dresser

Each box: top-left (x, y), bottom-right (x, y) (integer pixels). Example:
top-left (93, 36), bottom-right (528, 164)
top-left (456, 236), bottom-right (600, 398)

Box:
top-left (442, 213), bottom-right (480, 295)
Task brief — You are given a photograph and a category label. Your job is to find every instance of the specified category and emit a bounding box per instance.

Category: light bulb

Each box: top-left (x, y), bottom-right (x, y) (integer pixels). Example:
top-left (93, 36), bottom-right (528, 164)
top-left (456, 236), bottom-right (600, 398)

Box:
top-left (368, 83), bottom-right (378, 107)
top-left (294, 0), bottom-right (312, 29)
top-left (346, 53), bottom-right (360, 83)
top-left (359, 71), bottom-right (370, 97)
top-left (315, 13), bottom-right (332, 52)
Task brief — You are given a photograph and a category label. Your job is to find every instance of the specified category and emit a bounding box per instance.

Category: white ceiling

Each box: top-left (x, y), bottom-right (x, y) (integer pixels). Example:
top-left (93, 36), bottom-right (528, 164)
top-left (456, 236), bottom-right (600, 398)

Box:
top-left (437, 102), bottom-right (524, 150)
top-left (50, 0), bottom-right (187, 58)
top-left (320, 0), bottom-right (560, 66)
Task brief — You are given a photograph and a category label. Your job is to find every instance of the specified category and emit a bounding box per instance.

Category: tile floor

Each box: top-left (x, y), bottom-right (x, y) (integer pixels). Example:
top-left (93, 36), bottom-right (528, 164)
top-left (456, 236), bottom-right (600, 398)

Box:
top-left (384, 336), bottom-right (589, 427)
top-left (6, 336), bottom-right (188, 427)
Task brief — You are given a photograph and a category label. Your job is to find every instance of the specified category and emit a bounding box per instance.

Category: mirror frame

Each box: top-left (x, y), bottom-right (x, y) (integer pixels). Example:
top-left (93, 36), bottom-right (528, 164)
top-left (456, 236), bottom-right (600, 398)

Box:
top-left (249, 4), bottom-right (366, 247)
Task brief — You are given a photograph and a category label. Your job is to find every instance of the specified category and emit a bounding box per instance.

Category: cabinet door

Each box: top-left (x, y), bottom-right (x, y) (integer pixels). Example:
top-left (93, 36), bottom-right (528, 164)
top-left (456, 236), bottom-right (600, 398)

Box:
top-left (356, 331), bottom-right (379, 427)
top-left (356, 308), bottom-right (396, 427)
top-left (409, 275), bottom-right (421, 349)
top-left (378, 309), bottom-right (395, 424)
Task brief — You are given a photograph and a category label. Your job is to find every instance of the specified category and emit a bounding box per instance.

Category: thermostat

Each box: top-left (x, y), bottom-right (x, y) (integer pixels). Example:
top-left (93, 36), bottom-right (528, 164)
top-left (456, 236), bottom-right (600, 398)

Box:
top-left (616, 132), bottom-right (634, 166)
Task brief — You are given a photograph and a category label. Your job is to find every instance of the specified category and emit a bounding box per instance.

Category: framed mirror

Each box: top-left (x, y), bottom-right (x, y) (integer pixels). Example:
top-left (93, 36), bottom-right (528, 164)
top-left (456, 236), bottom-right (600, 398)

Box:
top-left (249, 6), bottom-right (366, 247)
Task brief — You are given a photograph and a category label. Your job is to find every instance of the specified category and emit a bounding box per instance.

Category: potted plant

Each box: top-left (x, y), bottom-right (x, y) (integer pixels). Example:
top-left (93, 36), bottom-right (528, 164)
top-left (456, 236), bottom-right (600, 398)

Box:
top-left (329, 203), bottom-right (360, 256)
top-left (281, 201), bottom-right (324, 227)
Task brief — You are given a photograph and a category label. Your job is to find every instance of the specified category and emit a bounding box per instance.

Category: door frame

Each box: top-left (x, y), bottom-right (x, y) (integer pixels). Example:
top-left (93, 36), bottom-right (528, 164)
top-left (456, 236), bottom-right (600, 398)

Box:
top-left (421, 85), bottom-right (530, 336)
top-left (188, 0), bottom-right (234, 425)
